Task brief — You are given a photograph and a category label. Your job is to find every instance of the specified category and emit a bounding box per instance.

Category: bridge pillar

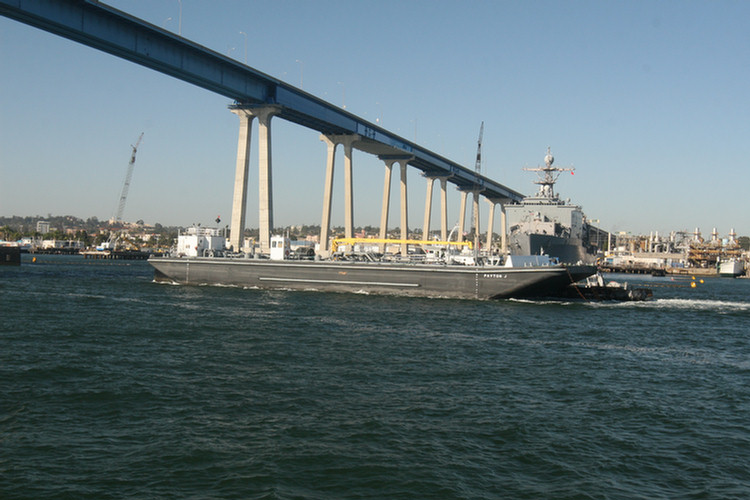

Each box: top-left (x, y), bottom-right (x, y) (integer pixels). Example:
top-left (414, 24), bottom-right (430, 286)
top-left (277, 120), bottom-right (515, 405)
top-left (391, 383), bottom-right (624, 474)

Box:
top-left (399, 161), bottom-right (409, 255)
top-left (378, 156), bottom-right (412, 253)
top-left (422, 177), bottom-right (435, 241)
top-left (472, 190), bottom-right (481, 251)
top-left (319, 135), bottom-right (337, 256)
top-left (318, 133), bottom-right (359, 255)
top-left (485, 199), bottom-right (496, 252)
top-left (255, 107), bottom-right (277, 254)
top-left (342, 136), bottom-right (357, 240)
top-left (439, 177), bottom-right (448, 241)
top-left (378, 160), bottom-right (395, 252)
top-left (229, 108), bottom-right (255, 251)
top-left (228, 105), bottom-right (279, 254)
top-left (424, 176), bottom-right (451, 242)
top-left (457, 191), bottom-right (469, 242)
top-left (500, 203), bottom-right (508, 255)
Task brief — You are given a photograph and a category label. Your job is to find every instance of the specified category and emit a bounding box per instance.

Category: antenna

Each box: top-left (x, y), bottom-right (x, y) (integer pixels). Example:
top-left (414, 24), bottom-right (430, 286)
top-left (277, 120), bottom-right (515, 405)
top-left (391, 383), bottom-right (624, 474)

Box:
top-left (523, 147), bottom-right (574, 199)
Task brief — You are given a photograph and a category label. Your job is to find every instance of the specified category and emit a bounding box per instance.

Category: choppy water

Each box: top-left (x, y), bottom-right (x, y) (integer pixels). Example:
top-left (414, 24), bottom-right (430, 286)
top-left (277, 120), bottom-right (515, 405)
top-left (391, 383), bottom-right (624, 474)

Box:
top-left (2, 255), bottom-right (749, 499)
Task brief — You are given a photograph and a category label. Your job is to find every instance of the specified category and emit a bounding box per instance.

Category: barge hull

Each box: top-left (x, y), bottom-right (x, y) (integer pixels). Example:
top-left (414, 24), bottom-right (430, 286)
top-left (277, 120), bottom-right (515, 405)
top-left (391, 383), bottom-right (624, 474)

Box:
top-left (149, 257), bottom-right (595, 300)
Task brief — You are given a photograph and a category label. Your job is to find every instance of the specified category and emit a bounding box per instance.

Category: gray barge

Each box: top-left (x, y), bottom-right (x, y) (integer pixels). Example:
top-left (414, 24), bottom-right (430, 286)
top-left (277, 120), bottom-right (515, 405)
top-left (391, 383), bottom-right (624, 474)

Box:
top-left (149, 231), bottom-right (595, 300)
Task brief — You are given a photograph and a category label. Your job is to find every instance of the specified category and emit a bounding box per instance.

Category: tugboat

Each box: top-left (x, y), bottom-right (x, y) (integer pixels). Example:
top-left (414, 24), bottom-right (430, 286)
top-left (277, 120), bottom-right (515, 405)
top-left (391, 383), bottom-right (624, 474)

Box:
top-left (0, 242), bottom-right (21, 266)
top-left (556, 273), bottom-right (653, 301)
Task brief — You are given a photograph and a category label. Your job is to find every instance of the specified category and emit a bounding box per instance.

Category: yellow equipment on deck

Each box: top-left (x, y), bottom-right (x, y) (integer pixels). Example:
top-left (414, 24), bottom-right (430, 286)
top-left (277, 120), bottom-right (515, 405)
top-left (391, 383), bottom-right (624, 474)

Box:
top-left (331, 238), bottom-right (472, 253)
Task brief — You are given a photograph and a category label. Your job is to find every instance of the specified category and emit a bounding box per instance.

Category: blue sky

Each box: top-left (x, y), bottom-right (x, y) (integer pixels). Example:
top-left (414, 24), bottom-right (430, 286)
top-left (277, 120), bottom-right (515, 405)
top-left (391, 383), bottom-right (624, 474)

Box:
top-left (1, 0), bottom-right (748, 237)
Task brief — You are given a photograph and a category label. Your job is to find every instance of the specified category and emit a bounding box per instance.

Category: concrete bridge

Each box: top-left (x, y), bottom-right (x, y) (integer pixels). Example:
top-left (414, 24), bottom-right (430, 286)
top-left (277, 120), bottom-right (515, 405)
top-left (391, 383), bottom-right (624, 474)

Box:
top-left (1, 0), bottom-right (525, 255)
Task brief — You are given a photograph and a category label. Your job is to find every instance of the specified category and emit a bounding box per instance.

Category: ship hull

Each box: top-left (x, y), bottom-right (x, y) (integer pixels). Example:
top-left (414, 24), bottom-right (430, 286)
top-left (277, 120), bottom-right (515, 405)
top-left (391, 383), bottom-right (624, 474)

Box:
top-left (148, 257), bottom-right (595, 300)
top-left (509, 233), bottom-right (591, 264)
top-left (1, 245), bottom-right (21, 266)
top-left (719, 260), bottom-right (744, 278)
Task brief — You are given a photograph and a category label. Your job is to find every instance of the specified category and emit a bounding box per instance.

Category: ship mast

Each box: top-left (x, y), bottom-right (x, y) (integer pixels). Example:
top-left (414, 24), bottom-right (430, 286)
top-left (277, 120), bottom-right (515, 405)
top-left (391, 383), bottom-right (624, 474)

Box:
top-left (523, 147), bottom-right (574, 199)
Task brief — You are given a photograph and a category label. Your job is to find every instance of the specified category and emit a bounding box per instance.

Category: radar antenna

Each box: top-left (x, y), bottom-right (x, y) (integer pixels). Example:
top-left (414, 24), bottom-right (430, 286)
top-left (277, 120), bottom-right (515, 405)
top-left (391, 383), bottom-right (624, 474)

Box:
top-left (523, 147), bottom-right (574, 199)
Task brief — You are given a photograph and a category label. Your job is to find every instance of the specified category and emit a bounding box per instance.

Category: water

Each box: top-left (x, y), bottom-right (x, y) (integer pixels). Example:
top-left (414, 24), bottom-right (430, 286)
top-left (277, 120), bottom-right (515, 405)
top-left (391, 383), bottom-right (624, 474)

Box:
top-left (2, 255), bottom-right (749, 499)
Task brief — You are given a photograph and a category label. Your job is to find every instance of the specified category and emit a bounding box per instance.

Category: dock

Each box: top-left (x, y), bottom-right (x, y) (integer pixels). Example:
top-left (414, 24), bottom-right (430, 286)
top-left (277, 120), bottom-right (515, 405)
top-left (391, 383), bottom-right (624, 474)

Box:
top-left (81, 250), bottom-right (150, 260)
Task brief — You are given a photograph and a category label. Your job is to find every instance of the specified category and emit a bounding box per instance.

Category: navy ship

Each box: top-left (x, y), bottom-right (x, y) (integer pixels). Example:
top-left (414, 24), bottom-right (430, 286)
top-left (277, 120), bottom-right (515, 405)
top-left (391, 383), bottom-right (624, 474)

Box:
top-left (505, 149), bottom-right (597, 264)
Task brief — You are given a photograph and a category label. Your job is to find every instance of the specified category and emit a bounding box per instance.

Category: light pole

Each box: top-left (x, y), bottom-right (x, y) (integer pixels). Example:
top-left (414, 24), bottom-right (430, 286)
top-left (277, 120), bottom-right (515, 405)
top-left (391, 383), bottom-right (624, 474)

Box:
top-left (295, 59), bottom-right (303, 88)
top-left (337, 81), bottom-right (346, 109)
top-left (239, 31), bottom-right (247, 64)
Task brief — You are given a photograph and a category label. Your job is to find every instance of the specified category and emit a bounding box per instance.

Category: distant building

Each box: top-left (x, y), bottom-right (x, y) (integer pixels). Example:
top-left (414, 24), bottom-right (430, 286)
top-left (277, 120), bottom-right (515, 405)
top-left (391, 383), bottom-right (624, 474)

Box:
top-left (36, 221), bottom-right (50, 234)
top-left (41, 240), bottom-right (83, 250)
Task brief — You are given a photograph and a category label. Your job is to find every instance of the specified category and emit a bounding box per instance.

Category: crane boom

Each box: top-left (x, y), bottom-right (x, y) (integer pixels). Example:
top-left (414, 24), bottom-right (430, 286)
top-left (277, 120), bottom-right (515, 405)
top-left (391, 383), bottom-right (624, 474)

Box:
top-left (114, 132), bottom-right (144, 223)
top-left (474, 121), bottom-right (484, 174)
top-left (471, 122), bottom-right (484, 254)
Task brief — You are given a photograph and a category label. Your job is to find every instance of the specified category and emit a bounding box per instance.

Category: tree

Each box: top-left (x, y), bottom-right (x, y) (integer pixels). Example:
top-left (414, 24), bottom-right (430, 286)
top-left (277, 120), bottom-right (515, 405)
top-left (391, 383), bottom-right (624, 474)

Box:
top-left (737, 236), bottom-right (750, 251)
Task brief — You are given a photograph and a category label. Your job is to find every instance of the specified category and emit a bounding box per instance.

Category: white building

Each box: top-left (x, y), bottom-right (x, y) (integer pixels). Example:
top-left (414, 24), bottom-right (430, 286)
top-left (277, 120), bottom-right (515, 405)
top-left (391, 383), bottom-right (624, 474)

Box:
top-left (176, 227), bottom-right (226, 257)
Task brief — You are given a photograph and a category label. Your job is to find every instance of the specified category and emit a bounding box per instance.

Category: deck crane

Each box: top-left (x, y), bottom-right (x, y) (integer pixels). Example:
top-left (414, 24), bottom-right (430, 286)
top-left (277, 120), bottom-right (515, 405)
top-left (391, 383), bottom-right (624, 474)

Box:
top-left (114, 132), bottom-right (144, 223)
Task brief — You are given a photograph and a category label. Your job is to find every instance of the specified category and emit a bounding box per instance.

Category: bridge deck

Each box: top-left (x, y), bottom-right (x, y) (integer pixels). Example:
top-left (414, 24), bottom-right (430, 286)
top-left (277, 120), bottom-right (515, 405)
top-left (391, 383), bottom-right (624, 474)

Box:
top-left (0, 0), bottom-right (524, 202)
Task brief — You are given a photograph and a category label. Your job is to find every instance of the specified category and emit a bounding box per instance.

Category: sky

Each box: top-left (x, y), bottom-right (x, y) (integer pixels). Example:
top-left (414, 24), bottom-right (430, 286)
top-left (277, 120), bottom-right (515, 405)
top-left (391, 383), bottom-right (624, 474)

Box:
top-left (1, 0), bottom-right (748, 237)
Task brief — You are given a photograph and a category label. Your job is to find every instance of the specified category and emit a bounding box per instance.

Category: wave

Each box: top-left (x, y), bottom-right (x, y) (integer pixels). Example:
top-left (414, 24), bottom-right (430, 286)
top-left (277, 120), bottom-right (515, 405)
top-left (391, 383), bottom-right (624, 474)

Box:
top-left (511, 297), bottom-right (750, 314)
top-left (611, 298), bottom-right (750, 313)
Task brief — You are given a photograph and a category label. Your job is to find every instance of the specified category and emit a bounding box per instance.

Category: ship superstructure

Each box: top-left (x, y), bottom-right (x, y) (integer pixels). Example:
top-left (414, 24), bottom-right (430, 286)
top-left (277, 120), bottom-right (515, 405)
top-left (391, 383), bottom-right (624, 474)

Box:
top-left (505, 148), bottom-right (596, 264)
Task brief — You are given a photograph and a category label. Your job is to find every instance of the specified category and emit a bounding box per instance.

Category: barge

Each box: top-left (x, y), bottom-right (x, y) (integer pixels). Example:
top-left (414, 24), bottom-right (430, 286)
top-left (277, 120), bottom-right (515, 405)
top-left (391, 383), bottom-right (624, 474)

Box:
top-left (148, 231), bottom-right (596, 300)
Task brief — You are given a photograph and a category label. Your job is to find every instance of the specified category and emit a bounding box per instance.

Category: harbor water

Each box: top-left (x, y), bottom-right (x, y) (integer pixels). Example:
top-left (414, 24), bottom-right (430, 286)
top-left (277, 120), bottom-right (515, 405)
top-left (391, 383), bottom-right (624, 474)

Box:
top-left (2, 255), bottom-right (749, 499)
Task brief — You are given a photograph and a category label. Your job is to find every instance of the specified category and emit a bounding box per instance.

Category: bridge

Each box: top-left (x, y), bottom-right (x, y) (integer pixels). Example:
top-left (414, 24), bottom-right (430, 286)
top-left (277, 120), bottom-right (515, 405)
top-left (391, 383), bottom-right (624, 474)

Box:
top-left (0, 0), bottom-right (525, 255)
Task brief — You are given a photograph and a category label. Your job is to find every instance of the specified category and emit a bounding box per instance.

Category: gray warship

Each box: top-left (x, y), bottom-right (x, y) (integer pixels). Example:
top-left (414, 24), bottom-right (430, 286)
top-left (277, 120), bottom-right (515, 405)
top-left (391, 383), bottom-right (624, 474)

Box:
top-left (505, 149), bottom-right (597, 264)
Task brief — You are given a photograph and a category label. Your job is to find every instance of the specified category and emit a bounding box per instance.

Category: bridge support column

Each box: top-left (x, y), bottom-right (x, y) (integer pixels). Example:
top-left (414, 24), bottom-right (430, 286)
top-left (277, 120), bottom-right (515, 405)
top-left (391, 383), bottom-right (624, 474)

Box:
top-left (342, 136), bottom-right (356, 240)
top-left (457, 191), bottom-right (469, 242)
top-left (256, 107), bottom-right (277, 254)
top-left (399, 161), bottom-right (409, 255)
top-left (378, 156), bottom-right (412, 253)
top-left (500, 203), bottom-right (508, 255)
top-left (422, 177), bottom-right (435, 241)
top-left (229, 108), bottom-right (255, 252)
top-left (318, 134), bottom-right (359, 255)
top-left (486, 199), bottom-right (496, 252)
top-left (319, 136), bottom-right (337, 256)
top-left (378, 160), bottom-right (395, 252)
top-left (228, 105), bottom-right (278, 254)
top-left (439, 177), bottom-right (448, 241)
top-left (472, 190), bottom-right (481, 251)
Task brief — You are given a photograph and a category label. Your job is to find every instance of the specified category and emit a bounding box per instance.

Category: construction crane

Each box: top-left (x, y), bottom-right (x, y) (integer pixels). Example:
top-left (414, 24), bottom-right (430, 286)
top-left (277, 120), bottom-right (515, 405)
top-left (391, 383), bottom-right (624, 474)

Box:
top-left (471, 122), bottom-right (484, 252)
top-left (113, 132), bottom-right (144, 223)
top-left (474, 121), bottom-right (484, 175)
